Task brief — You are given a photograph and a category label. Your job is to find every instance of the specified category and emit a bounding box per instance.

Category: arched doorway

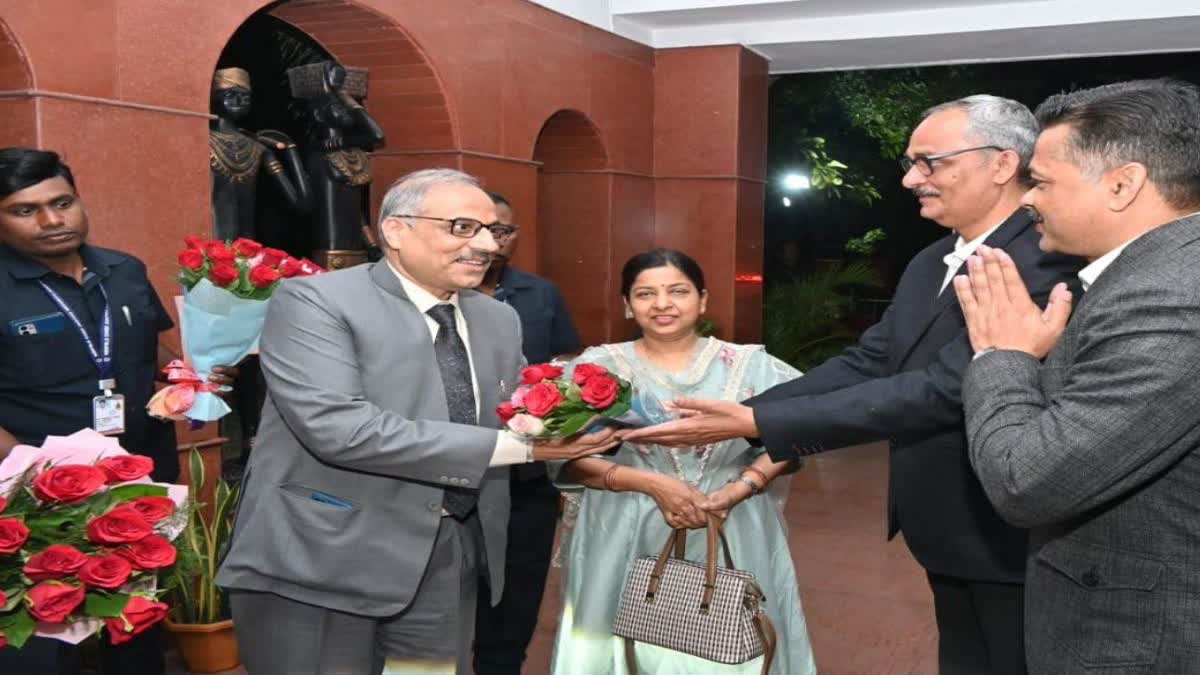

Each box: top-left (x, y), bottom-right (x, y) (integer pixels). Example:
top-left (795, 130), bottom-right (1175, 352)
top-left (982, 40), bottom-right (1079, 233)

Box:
top-left (211, 0), bottom-right (458, 258)
top-left (0, 18), bottom-right (35, 147)
top-left (533, 110), bottom-right (611, 345)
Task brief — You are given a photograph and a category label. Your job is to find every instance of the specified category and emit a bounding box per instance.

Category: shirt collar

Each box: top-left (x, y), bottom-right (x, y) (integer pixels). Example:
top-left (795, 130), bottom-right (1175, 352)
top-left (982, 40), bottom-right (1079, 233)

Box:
top-left (1078, 236), bottom-right (1141, 292)
top-left (1, 243), bottom-right (114, 281)
top-left (944, 221), bottom-right (1005, 269)
top-left (386, 260), bottom-right (460, 314)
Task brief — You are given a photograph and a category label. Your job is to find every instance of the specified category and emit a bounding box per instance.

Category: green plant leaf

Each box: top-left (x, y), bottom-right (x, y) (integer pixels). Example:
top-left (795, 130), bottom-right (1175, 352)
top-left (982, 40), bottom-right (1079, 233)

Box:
top-left (553, 410), bottom-right (599, 438)
top-left (1, 587), bottom-right (23, 611)
top-left (84, 591), bottom-right (131, 618)
top-left (0, 607), bottom-right (36, 648)
top-left (108, 484), bottom-right (169, 501)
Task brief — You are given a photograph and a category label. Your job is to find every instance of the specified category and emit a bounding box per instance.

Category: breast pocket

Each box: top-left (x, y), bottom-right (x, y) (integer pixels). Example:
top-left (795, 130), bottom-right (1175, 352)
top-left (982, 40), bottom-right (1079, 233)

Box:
top-left (115, 301), bottom-right (160, 369)
top-left (0, 331), bottom-right (93, 388)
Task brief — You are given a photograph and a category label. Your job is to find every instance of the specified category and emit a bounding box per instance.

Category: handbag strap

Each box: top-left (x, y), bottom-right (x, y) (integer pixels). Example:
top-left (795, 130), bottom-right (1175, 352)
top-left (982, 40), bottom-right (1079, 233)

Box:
top-left (647, 516), bottom-right (737, 604)
top-left (622, 611), bottom-right (778, 675)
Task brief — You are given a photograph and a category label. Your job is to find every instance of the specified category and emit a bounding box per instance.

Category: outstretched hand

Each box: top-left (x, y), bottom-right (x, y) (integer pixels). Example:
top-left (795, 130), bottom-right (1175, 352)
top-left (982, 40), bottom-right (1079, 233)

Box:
top-left (952, 245), bottom-right (1072, 359)
top-left (620, 398), bottom-right (758, 448)
top-left (530, 427), bottom-right (622, 461)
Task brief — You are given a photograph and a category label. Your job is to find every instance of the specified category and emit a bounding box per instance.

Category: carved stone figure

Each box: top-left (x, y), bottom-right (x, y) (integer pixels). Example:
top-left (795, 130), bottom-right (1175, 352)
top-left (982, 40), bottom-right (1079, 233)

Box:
top-left (288, 61), bottom-right (385, 269)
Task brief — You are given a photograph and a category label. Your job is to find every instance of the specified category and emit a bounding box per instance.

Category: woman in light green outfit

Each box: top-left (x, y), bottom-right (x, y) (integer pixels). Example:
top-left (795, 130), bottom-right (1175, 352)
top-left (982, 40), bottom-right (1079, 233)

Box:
top-left (549, 249), bottom-right (817, 674)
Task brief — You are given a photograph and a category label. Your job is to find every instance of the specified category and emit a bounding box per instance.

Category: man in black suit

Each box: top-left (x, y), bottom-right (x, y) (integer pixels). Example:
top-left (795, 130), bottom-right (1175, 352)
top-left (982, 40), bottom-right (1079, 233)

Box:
top-left (624, 95), bottom-right (1084, 674)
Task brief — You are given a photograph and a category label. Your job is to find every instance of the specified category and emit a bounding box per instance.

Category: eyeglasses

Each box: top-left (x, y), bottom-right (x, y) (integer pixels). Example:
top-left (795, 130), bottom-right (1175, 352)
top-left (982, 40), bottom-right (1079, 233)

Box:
top-left (394, 215), bottom-right (519, 242)
top-left (899, 145), bottom-right (1005, 176)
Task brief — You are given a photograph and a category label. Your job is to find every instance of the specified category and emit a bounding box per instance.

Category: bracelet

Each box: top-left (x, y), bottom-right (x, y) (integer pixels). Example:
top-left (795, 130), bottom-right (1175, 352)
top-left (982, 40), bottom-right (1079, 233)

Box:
top-left (743, 467), bottom-right (768, 490)
top-left (602, 464), bottom-right (621, 492)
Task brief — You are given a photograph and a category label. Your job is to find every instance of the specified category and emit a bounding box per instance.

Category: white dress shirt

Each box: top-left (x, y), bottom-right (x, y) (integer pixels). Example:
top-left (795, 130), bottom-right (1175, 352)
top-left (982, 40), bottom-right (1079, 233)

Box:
top-left (940, 221), bottom-right (1005, 295)
top-left (1077, 237), bottom-right (1142, 292)
top-left (389, 262), bottom-right (531, 466)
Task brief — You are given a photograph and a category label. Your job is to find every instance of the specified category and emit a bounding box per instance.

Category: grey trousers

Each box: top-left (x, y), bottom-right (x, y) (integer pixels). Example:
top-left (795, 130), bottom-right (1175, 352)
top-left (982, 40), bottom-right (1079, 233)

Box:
top-left (231, 514), bottom-right (483, 675)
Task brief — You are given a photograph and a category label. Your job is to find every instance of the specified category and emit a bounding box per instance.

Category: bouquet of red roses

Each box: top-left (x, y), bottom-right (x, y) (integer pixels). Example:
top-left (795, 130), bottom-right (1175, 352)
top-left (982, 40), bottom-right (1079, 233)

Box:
top-left (147, 237), bottom-right (324, 424)
top-left (496, 363), bottom-right (633, 438)
top-left (0, 430), bottom-right (188, 649)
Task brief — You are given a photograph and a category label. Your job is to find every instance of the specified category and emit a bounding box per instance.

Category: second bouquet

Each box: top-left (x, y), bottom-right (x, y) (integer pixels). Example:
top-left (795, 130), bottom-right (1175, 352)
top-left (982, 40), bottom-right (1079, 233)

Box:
top-left (147, 237), bottom-right (324, 424)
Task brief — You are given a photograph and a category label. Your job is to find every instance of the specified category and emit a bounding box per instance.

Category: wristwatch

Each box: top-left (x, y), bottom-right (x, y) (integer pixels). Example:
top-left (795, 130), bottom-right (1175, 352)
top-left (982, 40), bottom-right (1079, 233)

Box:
top-left (730, 474), bottom-right (761, 495)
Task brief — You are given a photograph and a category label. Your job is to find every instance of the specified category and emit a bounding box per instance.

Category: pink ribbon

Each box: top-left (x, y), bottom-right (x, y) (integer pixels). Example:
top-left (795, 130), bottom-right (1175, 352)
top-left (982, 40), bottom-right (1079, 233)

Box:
top-left (155, 360), bottom-right (219, 416)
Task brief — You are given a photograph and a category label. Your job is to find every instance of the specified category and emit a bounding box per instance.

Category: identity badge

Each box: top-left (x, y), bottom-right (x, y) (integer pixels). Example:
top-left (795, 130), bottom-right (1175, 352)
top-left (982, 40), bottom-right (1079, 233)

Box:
top-left (93, 394), bottom-right (126, 435)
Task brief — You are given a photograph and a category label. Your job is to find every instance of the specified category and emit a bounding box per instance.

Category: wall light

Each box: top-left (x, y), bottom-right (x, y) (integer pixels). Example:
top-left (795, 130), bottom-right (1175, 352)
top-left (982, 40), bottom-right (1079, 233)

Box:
top-left (781, 173), bottom-right (811, 192)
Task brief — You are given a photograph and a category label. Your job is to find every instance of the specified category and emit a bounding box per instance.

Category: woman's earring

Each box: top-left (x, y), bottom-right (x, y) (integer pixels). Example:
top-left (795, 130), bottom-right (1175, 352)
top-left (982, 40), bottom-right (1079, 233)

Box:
top-left (624, 307), bottom-right (633, 319)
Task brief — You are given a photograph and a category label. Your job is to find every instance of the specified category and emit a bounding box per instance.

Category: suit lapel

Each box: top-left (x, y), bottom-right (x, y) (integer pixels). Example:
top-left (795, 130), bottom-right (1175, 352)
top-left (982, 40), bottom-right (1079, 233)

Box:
top-left (893, 209), bottom-right (1035, 366)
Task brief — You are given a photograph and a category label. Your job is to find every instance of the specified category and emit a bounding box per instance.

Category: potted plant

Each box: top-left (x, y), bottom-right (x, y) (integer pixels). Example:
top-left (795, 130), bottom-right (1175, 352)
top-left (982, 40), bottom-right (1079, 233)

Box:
top-left (162, 448), bottom-right (241, 673)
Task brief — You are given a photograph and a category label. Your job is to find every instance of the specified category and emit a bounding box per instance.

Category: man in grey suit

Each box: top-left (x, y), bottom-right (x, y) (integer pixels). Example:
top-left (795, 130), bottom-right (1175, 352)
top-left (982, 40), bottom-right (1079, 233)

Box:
top-left (217, 168), bottom-right (619, 675)
top-left (953, 79), bottom-right (1200, 673)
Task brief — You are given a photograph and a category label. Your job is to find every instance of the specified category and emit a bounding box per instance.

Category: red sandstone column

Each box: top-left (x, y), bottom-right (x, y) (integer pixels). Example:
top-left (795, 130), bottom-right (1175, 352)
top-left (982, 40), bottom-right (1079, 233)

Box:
top-left (653, 46), bottom-right (767, 343)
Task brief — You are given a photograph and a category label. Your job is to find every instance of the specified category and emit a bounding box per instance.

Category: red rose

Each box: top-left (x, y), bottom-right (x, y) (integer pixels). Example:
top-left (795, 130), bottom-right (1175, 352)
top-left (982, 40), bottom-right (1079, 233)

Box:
top-left (261, 247), bottom-right (288, 267)
top-left (0, 588), bottom-right (5, 608)
top-left (523, 382), bottom-right (564, 418)
top-left (79, 555), bottom-right (133, 590)
top-left (580, 374), bottom-right (620, 409)
top-left (572, 363), bottom-right (609, 385)
top-left (204, 241), bottom-right (236, 264)
top-left (122, 496), bottom-right (175, 523)
top-left (496, 402), bottom-right (516, 424)
top-left (1, 627), bottom-right (8, 649)
top-left (116, 534), bottom-right (177, 570)
top-left (33, 465), bottom-right (107, 504)
top-left (278, 257), bottom-right (304, 278)
top-left (520, 364), bottom-right (565, 385)
top-left (25, 582), bottom-right (85, 623)
top-left (183, 236), bottom-right (207, 250)
top-left (177, 249), bottom-right (204, 271)
top-left (0, 518), bottom-right (29, 554)
top-left (24, 544), bottom-right (88, 581)
top-left (232, 237), bottom-right (263, 258)
top-left (105, 596), bottom-right (169, 645)
top-left (208, 261), bottom-right (240, 288)
top-left (248, 264), bottom-right (281, 289)
top-left (87, 509), bottom-right (153, 545)
top-left (96, 455), bottom-right (154, 484)
top-left (298, 258), bottom-right (323, 275)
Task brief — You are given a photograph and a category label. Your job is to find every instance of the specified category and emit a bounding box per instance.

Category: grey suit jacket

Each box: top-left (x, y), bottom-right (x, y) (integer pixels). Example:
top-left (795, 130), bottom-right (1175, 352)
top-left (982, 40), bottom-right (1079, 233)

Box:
top-left (963, 214), bottom-right (1200, 673)
top-left (217, 261), bottom-right (524, 617)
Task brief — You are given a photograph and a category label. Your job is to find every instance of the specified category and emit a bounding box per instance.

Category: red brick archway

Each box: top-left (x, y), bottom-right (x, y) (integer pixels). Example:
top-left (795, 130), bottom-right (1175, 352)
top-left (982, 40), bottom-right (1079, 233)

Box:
top-left (0, 17), bottom-right (35, 147)
top-left (534, 109), bottom-right (613, 345)
top-left (266, 0), bottom-right (456, 152)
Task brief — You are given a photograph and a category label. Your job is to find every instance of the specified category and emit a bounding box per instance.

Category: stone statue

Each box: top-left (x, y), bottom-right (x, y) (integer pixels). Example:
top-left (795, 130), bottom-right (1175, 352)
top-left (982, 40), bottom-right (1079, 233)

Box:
top-left (288, 61), bottom-right (385, 270)
top-left (209, 67), bottom-right (311, 241)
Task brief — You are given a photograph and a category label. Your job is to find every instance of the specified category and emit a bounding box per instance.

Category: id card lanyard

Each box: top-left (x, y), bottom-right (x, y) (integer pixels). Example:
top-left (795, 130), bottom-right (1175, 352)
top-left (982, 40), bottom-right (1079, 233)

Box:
top-left (36, 279), bottom-right (117, 395)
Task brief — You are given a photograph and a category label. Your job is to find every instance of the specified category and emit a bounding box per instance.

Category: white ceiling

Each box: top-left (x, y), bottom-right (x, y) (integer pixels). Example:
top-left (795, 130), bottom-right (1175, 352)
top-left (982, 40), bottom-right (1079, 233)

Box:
top-left (529, 0), bottom-right (1200, 72)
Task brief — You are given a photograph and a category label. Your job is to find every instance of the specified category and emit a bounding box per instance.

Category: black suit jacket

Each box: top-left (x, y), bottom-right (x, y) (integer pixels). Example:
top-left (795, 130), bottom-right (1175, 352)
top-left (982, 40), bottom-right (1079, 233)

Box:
top-left (749, 209), bottom-right (1084, 582)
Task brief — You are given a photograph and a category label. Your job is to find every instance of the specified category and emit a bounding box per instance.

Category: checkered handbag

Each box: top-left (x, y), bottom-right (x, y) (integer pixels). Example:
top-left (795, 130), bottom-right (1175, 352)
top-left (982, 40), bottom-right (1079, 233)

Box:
top-left (612, 514), bottom-right (777, 674)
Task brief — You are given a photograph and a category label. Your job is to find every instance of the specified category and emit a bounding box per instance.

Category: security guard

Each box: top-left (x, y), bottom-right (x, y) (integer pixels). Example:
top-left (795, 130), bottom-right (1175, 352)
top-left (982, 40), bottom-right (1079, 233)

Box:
top-left (0, 147), bottom-right (234, 673)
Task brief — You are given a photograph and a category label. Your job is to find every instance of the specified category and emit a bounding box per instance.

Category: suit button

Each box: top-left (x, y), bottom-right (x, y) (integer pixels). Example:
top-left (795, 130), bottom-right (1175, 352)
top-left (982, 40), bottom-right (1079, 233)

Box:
top-left (439, 476), bottom-right (449, 483)
top-left (1081, 570), bottom-right (1101, 588)
top-left (426, 501), bottom-right (440, 512)
top-left (460, 479), bottom-right (470, 486)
